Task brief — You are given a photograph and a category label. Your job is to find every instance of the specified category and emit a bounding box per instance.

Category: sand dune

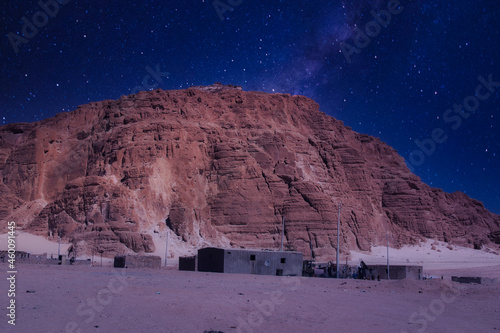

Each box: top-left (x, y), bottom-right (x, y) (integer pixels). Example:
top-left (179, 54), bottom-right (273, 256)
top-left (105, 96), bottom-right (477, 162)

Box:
top-left (0, 231), bottom-right (71, 257)
top-left (349, 239), bottom-right (500, 278)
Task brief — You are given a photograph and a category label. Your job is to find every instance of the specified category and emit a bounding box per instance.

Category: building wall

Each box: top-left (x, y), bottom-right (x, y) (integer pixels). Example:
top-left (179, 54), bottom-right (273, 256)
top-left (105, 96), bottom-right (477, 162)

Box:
top-left (197, 248), bottom-right (225, 273)
top-left (197, 248), bottom-right (303, 276)
top-left (223, 250), bottom-right (302, 276)
top-left (179, 256), bottom-right (197, 271)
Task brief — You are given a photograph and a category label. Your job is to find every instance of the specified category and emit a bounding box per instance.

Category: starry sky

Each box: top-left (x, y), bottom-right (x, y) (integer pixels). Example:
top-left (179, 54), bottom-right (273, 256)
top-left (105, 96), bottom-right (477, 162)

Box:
top-left (1, 0), bottom-right (499, 213)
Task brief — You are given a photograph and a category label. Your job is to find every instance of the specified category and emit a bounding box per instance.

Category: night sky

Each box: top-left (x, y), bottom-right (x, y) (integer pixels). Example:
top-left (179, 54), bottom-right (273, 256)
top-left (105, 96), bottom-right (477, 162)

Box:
top-left (1, 1), bottom-right (499, 213)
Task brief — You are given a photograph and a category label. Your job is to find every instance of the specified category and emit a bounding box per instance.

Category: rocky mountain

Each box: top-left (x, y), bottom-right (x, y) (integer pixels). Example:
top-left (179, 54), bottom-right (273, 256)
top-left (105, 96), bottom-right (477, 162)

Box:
top-left (1, 83), bottom-right (499, 259)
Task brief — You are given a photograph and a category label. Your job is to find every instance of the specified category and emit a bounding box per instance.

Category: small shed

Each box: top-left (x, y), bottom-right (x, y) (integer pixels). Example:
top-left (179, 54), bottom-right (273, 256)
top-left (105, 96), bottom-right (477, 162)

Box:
top-left (197, 247), bottom-right (303, 276)
top-left (114, 254), bottom-right (161, 269)
top-left (179, 255), bottom-right (197, 271)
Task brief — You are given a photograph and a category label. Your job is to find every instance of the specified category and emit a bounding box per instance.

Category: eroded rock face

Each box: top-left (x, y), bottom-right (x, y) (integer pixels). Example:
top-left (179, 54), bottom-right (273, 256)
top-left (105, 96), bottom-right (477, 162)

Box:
top-left (0, 84), bottom-right (499, 259)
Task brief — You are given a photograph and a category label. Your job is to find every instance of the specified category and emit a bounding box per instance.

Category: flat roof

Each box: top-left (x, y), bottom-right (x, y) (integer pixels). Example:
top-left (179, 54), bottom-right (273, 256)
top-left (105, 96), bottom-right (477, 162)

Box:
top-left (199, 247), bottom-right (302, 255)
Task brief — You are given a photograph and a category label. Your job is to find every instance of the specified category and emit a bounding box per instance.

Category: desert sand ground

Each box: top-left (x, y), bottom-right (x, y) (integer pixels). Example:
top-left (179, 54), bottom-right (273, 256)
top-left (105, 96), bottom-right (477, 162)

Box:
top-left (0, 263), bottom-right (499, 333)
top-left (1, 235), bottom-right (499, 333)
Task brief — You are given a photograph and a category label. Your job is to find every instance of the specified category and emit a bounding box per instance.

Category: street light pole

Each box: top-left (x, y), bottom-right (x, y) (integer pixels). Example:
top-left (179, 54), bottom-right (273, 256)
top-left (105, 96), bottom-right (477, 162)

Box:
top-left (280, 216), bottom-right (285, 251)
top-left (336, 202), bottom-right (341, 279)
top-left (387, 232), bottom-right (390, 280)
top-left (165, 230), bottom-right (169, 268)
top-left (58, 230), bottom-right (61, 258)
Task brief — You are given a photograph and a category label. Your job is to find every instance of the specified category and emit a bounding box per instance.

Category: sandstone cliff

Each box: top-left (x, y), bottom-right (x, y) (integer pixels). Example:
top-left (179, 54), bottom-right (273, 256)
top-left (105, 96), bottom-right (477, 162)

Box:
top-left (1, 84), bottom-right (499, 259)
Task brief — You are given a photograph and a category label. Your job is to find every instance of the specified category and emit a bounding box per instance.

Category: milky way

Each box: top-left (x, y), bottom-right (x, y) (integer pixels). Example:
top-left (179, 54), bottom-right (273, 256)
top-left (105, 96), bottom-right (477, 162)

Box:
top-left (1, 0), bottom-right (499, 212)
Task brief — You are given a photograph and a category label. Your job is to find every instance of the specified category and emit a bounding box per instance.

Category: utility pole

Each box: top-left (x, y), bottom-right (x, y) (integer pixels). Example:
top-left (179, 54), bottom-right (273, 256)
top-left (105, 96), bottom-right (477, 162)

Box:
top-left (280, 216), bottom-right (285, 251)
top-left (387, 232), bottom-right (390, 280)
top-left (91, 227), bottom-right (98, 267)
top-left (336, 202), bottom-right (341, 279)
top-left (165, 230), bottom-right (169, 268)
top-left (58, 230), bottom-right (61, 258)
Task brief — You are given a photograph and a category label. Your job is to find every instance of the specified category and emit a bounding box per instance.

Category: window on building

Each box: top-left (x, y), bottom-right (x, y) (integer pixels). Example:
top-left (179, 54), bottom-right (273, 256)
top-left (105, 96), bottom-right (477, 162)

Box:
top-left (280, 258), bottom-right (286, 264)
top-left (250, 255), bottom-right (256, 261)
top-left (276, 269), bottom-right (283, 276)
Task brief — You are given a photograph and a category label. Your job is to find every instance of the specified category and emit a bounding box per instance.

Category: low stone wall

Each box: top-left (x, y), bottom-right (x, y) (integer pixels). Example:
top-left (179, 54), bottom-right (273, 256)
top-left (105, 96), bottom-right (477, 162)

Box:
top-left (365, 264), bottom-right (423, 280)
top-left (114, 254), bottom-right (161, 269)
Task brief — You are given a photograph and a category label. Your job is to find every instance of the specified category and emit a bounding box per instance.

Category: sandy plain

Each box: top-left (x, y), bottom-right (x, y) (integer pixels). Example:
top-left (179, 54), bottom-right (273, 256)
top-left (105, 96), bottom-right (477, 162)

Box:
top-left (0, 235), bottom-right (499, 333)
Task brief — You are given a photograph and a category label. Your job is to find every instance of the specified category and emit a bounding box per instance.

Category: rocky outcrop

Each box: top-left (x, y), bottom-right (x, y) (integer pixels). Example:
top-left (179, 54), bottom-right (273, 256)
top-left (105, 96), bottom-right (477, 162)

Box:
top-left (0, 83), bottom-right (499, 259)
